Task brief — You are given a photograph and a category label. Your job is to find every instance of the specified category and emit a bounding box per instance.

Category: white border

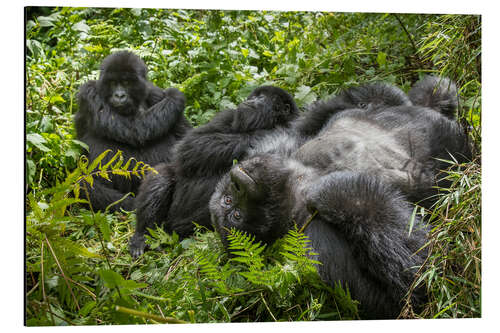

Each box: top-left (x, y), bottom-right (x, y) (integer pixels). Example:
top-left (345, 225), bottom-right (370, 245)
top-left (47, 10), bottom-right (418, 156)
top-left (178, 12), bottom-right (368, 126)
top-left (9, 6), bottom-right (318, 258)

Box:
top-left (4, 1), bottom-right (497, 332)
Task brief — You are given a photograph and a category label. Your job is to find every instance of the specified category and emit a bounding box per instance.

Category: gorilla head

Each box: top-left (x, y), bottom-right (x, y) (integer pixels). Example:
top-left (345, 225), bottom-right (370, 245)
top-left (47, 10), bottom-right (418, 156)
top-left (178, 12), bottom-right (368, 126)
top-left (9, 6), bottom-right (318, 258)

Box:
top-left (231, 85), bottom-right (300, 131)
top-left (408, 76), bottom-right (458, 118)
top-left (96, 51), bottom-right (149, 115)
top-left (210, 154), bottom-right (296, 246)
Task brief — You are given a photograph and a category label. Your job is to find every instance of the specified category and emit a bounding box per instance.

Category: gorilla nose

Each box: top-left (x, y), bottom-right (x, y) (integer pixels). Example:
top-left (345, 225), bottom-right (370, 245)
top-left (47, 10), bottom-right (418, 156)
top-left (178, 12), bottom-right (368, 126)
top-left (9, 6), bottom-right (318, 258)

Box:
top-left (114, 92), bottom-right (127, 102)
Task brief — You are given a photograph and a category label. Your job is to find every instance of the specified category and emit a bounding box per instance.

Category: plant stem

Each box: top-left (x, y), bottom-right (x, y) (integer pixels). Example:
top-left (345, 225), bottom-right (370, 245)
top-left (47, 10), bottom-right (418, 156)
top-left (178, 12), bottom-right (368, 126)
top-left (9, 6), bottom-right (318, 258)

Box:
top-left (115, 306), bottom-right (188, 324)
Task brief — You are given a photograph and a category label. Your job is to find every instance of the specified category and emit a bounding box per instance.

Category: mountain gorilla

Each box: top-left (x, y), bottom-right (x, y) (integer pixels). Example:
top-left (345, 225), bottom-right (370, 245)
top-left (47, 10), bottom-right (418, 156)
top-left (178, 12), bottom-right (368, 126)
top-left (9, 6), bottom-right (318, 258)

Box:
top-left (129, 86), bottom-right (299, 258)
top-left (75, 51), bottom-right (192, 212)
top-left (209, 76), bottom-right (471, 319)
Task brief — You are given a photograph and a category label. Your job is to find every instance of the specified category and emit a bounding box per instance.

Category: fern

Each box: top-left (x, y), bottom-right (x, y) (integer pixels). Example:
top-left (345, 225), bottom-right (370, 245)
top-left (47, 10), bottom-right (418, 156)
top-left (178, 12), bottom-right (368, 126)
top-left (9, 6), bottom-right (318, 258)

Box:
top-left (226, 228), bottom-right (266, 269)
top-left (281, 225), bottom-right (321, 271)
top-left (26, 149), bottom-right (160, 325)
top-left (77, 150), bottom-right (157, 195)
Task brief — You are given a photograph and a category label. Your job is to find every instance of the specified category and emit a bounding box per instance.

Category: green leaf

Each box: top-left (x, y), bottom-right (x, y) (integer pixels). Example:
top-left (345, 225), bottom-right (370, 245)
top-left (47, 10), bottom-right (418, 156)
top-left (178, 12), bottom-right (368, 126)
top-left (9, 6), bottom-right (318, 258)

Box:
top-left (45, 94), bottom-right (65, 104)
top-left (72, 139), bottom-right (89, 152)
top-left (88, 149), bottom-right (112, 173)
top-left (26, 159), bottom-right (36, 184)
top-left (37, 14), bottom-right (59, 27)
top-left (95, 213), bottom-right (111, 242)
top-left (27, 133), bottom-right (50, 152)
top-left (73, 21), bottom-right (90, 33)
top-left (294, 85), bottom-right (317, 106)
top-left (79, 301), bottom-right (96, 317)
top-left (98, 269), bottom-right (125, 289)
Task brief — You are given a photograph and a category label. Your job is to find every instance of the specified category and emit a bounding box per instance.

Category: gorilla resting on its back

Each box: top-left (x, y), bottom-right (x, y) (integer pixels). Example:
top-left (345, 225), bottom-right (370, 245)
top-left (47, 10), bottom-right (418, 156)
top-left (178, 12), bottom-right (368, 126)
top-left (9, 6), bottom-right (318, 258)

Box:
top-left (129, 86), bottom-right (299, 258)
top-left (210, 76), bottom-right (471, 319)
top-left (75, 51), bottom-right (192, 212)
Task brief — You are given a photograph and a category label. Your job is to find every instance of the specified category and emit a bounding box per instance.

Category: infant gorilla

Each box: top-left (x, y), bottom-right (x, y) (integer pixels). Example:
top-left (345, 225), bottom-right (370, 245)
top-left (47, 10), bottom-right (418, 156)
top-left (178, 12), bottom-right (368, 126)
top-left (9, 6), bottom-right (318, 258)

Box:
top-left (210, 76), bottom-right (470, 319)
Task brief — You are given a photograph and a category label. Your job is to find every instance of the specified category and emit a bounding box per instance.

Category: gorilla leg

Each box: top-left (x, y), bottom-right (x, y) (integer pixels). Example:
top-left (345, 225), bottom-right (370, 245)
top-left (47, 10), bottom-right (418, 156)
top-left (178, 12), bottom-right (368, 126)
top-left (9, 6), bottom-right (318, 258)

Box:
top-left (163, 176), bottom-right (222, 236)
top-left (84, 179), bottom-right (135, 213)
top-left (130, 163), bottom-right (176, 258)
top-left (305, 171), bottom-right (428, 317)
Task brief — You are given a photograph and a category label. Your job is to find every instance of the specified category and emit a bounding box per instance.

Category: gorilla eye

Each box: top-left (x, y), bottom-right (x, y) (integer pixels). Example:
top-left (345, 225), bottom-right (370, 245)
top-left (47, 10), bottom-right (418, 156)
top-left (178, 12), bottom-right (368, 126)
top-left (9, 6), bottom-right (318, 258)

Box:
top-left (223, 195), bottom-right (232, 205)
top-left (283, 103), bottom-right (290, 113)
top-left (233, 209), bottom-right (241, 220)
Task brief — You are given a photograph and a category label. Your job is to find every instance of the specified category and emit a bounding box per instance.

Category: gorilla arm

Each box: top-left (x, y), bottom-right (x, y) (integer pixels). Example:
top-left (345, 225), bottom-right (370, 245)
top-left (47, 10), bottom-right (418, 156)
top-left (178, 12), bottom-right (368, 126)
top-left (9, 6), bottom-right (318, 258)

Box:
top-left (304, 171), bottom-right (428, 307)
top-left (294, 97), bottom-right (354, 137)
top-left (77, 82), bottom-right (186, 146)
top-left (130, 163), bottom-right (177, 258)
top-left (175, 110), bottom-right (253, 177)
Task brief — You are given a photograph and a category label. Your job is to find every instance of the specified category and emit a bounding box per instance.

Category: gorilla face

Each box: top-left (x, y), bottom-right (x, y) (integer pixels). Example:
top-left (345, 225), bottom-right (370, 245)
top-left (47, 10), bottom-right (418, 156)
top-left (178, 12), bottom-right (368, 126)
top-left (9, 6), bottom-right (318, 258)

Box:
top-left (232, 86), bottom-right (300, 131)
top-left (209, 154), bottom-right (293, 246)
top-left (97, 51), bottom-right (149, 116)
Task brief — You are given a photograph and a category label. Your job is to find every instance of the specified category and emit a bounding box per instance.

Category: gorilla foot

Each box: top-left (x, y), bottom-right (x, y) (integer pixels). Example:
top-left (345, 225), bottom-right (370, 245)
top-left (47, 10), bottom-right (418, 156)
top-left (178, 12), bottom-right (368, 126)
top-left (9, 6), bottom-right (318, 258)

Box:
top-left (129, 233), bottom-right (147, 259)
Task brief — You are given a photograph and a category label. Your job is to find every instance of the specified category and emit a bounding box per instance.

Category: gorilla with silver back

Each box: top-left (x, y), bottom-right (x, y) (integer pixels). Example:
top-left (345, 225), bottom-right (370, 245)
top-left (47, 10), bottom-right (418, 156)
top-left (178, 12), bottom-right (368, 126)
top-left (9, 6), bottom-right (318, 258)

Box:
top-left (210, 76), bottom-right (471, 318)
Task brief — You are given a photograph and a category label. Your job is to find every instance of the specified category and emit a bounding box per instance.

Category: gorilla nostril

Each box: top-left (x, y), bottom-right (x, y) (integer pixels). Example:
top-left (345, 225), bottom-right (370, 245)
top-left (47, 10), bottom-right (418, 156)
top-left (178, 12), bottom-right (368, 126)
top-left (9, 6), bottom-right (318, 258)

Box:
top-left (115, 92), bottom-right (126, 100)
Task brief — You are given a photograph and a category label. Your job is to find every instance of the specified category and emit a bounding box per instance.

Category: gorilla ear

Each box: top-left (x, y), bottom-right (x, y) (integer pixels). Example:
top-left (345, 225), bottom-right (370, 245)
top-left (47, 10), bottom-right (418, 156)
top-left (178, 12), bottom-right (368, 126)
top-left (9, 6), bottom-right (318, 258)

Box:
top-left (229, 166), bottom-right (262, 200)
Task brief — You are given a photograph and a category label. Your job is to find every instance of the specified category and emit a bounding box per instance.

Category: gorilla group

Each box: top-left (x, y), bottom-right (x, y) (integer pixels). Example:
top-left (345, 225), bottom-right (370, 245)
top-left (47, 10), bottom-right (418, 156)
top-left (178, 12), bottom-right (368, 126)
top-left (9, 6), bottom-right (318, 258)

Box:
top-left (76, 54), bottom-right (471, 319)
top-left (75, 51), bottom-right (191, 212)
top-left (209, 76), bottom-right (471, 318)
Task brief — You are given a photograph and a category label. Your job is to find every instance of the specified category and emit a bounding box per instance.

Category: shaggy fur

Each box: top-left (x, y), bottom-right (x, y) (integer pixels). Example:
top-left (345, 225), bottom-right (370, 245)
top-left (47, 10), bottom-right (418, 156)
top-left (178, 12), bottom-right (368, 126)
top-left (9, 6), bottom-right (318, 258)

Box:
top-left (75, 51), bottom-right (191, 212)
top-left (129, 86), bottom-right (299, 258)
top-left (209, 76), bottom-right (471, 318)
top-left (295, 82), bottom-right (412, 137)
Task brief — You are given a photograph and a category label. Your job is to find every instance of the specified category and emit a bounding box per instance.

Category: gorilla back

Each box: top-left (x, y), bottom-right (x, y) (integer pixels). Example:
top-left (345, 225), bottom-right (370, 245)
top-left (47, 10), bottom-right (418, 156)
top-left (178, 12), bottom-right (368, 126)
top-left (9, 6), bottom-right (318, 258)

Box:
top-left (75, 51), bottom-right (192, 212)
top-left (210, 77), bottom-right (471, 318)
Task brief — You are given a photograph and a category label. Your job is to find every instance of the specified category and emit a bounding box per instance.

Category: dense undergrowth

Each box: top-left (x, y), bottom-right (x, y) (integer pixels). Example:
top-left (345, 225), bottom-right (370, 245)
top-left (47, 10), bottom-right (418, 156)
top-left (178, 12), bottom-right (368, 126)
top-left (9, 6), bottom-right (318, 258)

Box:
top-left (25, 7), bottom-right (481, 325)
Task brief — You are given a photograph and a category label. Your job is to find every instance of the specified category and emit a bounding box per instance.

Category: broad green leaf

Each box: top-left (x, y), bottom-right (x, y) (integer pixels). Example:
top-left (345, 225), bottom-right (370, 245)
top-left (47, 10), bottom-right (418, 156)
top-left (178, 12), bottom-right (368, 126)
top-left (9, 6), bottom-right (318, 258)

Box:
top-left (27, 133), bottom-right (50, 152)
top-left (98, 269), bottom-right (125, 289)
top-left (73, 21), bottom-right (90, 33)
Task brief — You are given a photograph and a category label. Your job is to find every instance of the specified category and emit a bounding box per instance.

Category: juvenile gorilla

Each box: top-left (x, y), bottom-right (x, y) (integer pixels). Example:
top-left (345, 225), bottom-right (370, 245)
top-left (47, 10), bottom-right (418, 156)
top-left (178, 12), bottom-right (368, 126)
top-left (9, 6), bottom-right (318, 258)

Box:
top-left (210, 77), bottom-right (471, 319)
top-left (129, 86), bottom-right (299, 258)
top-left (75, 51), bottom-right (192, 212)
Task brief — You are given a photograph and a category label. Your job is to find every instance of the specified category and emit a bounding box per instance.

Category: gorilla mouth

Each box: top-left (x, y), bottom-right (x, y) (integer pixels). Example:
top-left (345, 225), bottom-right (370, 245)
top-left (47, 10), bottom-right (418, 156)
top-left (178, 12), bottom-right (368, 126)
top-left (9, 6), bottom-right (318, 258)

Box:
top-left (238, 166), bottom-right (254, 182)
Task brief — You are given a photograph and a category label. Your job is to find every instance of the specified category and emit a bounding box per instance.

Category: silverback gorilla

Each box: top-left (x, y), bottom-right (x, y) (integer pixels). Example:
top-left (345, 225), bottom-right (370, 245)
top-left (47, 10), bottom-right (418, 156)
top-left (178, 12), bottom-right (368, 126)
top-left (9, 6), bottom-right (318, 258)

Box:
top-left (129, 86), bottom-right (299, 258)
top-left (75, 51), bottom-right (192, 212)
top-left (209, 76), bottom-right (471, 319)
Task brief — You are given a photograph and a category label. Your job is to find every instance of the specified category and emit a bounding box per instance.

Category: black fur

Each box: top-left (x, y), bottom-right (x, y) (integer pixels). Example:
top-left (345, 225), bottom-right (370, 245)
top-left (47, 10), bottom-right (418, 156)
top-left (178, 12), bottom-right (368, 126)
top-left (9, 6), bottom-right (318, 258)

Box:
top-left (295, 82), bottom-right (412, 137)
top-left (130, 86), bottom-right (299, 258)
top-left (209, 76), bottom-right (471, 319)
top-left (75, 51), bottom-right (192, 212)
top-left (408, 76), bottom-right (458, 119)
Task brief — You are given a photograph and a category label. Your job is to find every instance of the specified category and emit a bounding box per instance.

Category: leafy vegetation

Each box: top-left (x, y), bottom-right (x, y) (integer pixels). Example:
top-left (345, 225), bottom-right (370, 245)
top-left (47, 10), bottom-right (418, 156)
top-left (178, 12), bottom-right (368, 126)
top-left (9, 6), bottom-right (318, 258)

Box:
top-left (25, 7), bottom-right (481, 325)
